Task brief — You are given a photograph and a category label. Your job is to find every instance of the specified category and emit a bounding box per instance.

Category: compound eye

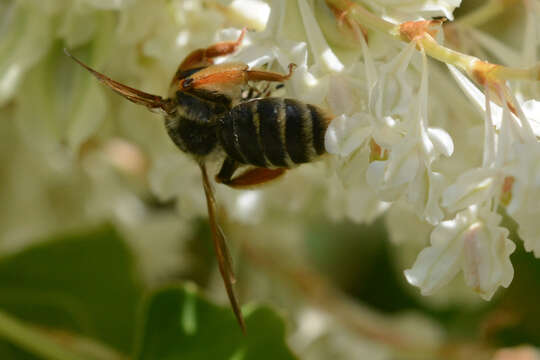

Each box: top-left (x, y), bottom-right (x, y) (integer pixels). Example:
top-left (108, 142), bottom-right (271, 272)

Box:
top-left (182, 78), bottom-right (194, 89)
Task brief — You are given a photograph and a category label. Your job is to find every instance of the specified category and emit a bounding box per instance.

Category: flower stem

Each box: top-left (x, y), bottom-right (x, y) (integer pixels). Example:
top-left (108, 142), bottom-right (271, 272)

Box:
top-left (0, 311), bottom-right (89, 360)
top-left (325, 0), bottom-right (539, 82)
top-left (418, 35), bottom-right (477, 70)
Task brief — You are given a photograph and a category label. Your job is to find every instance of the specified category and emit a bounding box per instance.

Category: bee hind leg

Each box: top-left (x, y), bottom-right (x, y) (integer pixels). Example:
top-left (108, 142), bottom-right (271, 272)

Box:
top-left (216, 158), bottom-right (286, 189)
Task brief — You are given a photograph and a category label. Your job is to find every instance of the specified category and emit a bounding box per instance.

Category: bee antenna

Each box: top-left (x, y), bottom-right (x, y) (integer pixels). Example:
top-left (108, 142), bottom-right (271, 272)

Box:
top-left (64, 48), bottom-right (175, 115)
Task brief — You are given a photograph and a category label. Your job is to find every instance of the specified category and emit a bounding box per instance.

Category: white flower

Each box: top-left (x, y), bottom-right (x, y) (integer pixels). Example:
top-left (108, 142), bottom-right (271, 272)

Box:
top-left (405, 206), bottom-right (515, 300)
top-left (222, 0), bottom-right (342, 106)
top-left (326, 148), bottom-right (390, 224)
top-left (366, 50), bottom-right (453, 223)
top-left (441, 167), bottom-right (500, 213)
top-left (408, 169), bottom-right (446, 225)
top-left (447, 63), bottom-right (540, 262)
top-left (369, 42), bottom-right (416, 119)
top-left (447, 64), bottom-right (537, 139)
top-left (325, 113), bottom-right (375, 157)
top-left (297, 0), bottom-right (344, 74)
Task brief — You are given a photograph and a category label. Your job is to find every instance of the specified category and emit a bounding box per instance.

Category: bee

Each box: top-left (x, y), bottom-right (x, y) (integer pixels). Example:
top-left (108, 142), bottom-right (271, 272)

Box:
top-left (65, 29), bottom-right (333, 332)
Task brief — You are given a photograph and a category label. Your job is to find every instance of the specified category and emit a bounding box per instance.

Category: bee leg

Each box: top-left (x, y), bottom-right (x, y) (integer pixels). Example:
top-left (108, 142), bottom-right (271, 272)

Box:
top-left (216, 157), bottom-right (286, 188)
top-left (178, 28), bottom-right (247, 71)
top-left (261, 83), bottom-right (273, 97)
top-left (219, 166), bottom-right (287, 189)
top-left (215, 157), bottom-right (240, 184)
top-left (245, 63), bottom-right (296, 83)
top-left (182, 63), bottom-right (296, 92)
top-left (199, 162), bottom-right (246, 332)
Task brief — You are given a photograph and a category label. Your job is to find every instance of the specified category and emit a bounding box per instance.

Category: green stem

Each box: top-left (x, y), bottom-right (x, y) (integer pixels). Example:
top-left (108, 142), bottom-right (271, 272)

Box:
top-left (418, 35), bottom-right (477, 71)
top-left (0, 311), bottom-right (89, 360)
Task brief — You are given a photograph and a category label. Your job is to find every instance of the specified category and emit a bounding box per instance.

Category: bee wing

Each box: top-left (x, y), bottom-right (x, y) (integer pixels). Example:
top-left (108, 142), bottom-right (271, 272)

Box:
top-left (199, 162), bottom-right (246, 332)
top-left (64, 49), bottom-right (174, 114)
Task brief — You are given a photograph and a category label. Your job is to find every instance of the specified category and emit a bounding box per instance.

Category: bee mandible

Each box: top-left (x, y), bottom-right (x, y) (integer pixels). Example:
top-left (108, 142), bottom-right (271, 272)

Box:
top-left (65, 29), bottom-right (333, 332)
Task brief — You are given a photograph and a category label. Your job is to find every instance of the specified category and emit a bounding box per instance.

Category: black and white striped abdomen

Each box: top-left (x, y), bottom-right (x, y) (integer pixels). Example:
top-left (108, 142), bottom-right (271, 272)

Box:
top-left (217, 98), bottom-right (331, 168)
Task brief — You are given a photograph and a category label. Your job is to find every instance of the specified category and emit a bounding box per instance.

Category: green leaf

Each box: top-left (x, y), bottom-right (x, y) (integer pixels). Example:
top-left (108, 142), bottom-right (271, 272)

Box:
top-left (134, 285), bottom-right (298, 360)
top-left (0, 224), bottom-right (143, 354)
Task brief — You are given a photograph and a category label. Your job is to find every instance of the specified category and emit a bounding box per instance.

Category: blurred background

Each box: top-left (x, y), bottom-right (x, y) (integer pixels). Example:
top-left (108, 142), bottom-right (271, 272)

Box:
top-left (0, 0), bottom-right (539, 359)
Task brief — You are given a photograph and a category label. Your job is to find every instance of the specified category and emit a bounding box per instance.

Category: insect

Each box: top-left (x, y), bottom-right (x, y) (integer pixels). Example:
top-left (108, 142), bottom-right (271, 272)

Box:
top-left (65, 29), bottom-right (332, 331)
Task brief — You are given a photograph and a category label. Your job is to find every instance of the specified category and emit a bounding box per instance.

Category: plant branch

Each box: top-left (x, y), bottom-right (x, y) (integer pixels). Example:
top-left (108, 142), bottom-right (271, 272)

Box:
top-left (0, 311), bottom-right (88, 360)
top-left (0, 311), bottom-right (124, 360)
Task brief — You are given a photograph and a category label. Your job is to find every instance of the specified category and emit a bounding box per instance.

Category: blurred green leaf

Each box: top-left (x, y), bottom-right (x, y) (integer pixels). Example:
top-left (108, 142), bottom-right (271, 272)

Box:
top-left (134, 285), bottom-right (297, 360)
top-left (0, 224), bottom-right (143, 354)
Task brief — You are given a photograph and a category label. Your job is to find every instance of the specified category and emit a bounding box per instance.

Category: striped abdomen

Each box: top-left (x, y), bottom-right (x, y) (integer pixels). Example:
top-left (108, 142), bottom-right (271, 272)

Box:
top-left (217, 98), bottom-right (331, 168)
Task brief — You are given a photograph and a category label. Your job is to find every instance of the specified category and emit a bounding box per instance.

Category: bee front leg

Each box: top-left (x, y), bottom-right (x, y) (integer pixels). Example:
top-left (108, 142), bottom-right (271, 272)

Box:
top-left (178, 28), bottom-right (247, 71)
top-left (245, 63), bottom-right (296, 83)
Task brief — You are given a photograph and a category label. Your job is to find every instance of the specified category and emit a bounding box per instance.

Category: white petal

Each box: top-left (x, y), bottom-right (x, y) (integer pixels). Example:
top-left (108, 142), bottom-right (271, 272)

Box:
top-left (369, 42), bottom-right (416, 118)
top-left (447, 64), bottom-right (503, 129)
top-left (371, 116), bottom-right (402, 147)
top-left (325, 114), bottom-right (372, 156)
top-left (461, 211), bottom-right (515, 300)
top-left (427, 127), bottom-right (454, 157)
top-left (367, 0), bottom-right (462, 22)
top-left (407, 166), bottom-right (428, 213)
top-left (406, 168), bottom-right (451, 226)
top-left (386, 145), bottom-right (419, 186)
top-left (404, 217), bottom-right (466, 295)
top-left (297, 0), bottom-right (343, 73)
top-left (424, 171), bottom-right (446, 225)
top-left (514, 211), bottom-right (540, 257)
top-left (327, 75), bottom-right (356, 115)
top-left (335, 146), bottom-right (370, 187)
top-left (522, 100), bottom-right (540, 136)
top-left (442, 168), bottom-right (499, 213)
top-left (230, 0), bottom-right (271, 30)
top-left (366, 160), bottom-right (387, 189)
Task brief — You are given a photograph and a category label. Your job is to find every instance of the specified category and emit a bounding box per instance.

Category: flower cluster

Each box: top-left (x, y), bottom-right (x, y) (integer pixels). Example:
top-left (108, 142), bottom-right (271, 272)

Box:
top-left (318, 0), bottom-right (540, 301)
top-left (2, 0), bottom-right (540, 312)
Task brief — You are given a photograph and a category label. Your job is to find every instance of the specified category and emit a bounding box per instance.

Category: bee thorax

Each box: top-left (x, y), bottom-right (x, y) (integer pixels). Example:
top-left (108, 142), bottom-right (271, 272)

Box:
top-left (164, 92), bottom-right (229, 156)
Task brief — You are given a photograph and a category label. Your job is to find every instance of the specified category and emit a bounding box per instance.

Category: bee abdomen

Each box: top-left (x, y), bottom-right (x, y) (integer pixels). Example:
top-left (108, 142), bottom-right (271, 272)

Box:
top-left (218, 98), bottom-right (331, 168)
